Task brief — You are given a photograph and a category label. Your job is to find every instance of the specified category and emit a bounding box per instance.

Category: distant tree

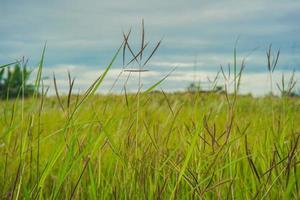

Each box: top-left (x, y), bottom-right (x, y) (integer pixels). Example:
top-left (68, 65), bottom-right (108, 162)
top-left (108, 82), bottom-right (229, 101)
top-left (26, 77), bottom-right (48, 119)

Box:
top-left (214, 85), bottom-right (224, 92)
top-left (0, 63), bottom-right (34, 99)
top-left (187, 82), bottom-right (201, 92)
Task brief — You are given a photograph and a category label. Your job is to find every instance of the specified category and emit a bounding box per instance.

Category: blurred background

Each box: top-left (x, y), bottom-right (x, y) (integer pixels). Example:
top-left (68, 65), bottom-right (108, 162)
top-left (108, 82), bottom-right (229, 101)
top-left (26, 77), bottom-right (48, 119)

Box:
top-left (0, 0), bottom-right (299, 95)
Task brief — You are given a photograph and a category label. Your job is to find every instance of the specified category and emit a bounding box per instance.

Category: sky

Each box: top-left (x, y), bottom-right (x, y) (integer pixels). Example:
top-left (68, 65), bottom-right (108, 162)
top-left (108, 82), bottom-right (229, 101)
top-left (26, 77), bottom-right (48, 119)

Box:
top-left (0, 0), bottom-right (300, 95)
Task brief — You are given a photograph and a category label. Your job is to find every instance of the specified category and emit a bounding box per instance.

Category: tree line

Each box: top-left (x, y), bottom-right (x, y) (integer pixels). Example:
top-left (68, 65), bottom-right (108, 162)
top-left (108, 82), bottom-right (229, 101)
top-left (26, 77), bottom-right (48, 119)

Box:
top-left (0, 62), bottom-right (34, 99)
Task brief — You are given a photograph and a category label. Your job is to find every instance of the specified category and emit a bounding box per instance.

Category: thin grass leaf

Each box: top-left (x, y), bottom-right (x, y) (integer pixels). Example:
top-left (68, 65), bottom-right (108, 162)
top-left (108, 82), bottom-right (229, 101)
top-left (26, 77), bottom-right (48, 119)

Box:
top-left (143, 39), bottom-right (162, 66)
top-left (144, 67), bottom-right (176, 94)
top-left (0, 61), bottom-right (19, 69)
top-left (33, 42), bottom-right (47, 98)
top-left (140, 19), bottom-right (145, 62)
top-left (53, 73), bottom-right (65, 112)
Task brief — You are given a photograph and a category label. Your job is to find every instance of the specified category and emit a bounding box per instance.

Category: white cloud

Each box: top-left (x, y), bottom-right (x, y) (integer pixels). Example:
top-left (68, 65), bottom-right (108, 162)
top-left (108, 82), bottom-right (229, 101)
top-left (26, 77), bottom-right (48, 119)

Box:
top-left (30, 64), bottom-right (300, 96)
top-left (151, 61), bottom-right (199, 68)
top-left (36, 64), bottom-right (163, 94)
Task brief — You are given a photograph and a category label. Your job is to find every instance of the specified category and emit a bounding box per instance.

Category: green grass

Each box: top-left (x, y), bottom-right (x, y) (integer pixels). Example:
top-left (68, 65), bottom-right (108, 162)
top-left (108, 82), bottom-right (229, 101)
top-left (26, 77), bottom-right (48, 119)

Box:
top-left (0, 91), bottom-right (300, 199)
top-left (1, 28), bottom-right (300, 199)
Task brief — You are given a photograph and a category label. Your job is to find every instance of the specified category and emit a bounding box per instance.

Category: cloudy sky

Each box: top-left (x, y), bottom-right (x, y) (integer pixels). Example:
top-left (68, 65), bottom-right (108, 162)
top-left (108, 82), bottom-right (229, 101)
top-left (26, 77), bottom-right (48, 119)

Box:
top-left (1, 0), bottom-right (300, 95)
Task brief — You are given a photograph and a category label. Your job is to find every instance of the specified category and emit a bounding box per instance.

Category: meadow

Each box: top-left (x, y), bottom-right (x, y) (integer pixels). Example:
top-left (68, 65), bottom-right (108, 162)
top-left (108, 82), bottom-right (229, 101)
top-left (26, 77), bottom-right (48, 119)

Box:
top-left (0, 33), bottom-right (300, 199)
top-left (1, 89), bottom-right (300, 199)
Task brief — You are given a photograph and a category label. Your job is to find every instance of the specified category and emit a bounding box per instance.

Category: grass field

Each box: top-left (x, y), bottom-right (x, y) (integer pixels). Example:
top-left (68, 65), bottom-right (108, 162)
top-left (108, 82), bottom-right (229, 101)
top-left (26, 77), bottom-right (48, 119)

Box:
top-left (1, 89), bottom-right (300, 199)
top-left (1, 35), bottom-right (300, 199)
